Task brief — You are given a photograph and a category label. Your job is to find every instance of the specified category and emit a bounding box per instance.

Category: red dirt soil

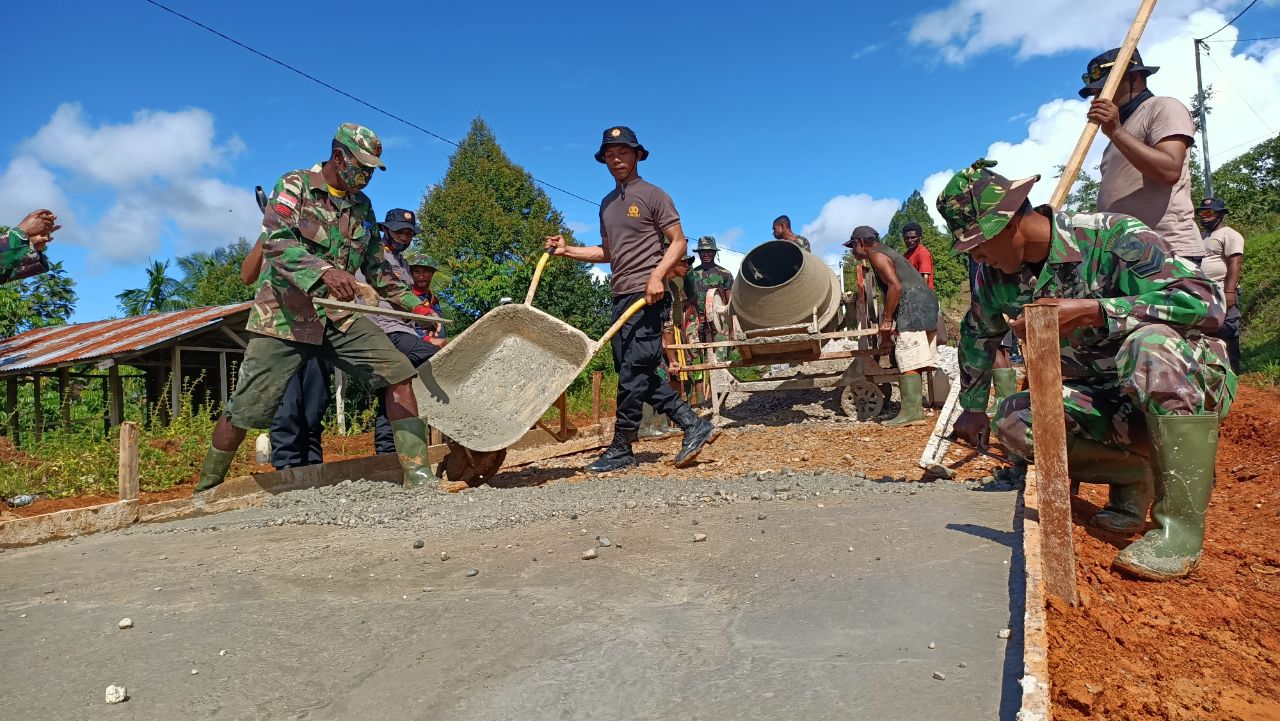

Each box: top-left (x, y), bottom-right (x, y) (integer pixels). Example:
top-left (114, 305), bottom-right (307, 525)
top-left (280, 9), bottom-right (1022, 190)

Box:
top-left (1049, 384), bottom-right (1280, 721)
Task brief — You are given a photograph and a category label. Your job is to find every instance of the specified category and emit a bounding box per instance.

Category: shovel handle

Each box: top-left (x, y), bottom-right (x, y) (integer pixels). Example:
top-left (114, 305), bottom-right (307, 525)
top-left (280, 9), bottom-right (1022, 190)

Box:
top-left (525, 253), bottom-right (551, 306)
top-left (596, 298), bottom-right (649, 348)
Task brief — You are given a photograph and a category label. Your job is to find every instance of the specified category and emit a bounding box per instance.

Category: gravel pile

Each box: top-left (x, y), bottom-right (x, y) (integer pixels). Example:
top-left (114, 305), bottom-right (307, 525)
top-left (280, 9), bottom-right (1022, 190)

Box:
top-left (138, 470), bottom-right (1010, 536)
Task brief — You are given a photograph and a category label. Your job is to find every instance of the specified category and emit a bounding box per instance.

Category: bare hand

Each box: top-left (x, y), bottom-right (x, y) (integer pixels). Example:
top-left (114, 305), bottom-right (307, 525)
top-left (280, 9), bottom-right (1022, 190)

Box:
top-left (878, 319), bottom-right (895, 345)
top-left (668, 361), bottom-right (682, 374)
top-left (544, 235), bottom-right (567, 256)
top-left (1008, 298), bottom-right (1103, 341)
top-left (645, 274), bottom-right (665, 305)
top-left (17, 209), bottom-right (56, 239)
top-left (952, 410), bottom-right (991, 450)
top-left (29, 233), bottom-right (55, 252)
top-left (322, 268), bottom-right (360, 301)
top-left (1087, 98), bottom-right (1121, 137)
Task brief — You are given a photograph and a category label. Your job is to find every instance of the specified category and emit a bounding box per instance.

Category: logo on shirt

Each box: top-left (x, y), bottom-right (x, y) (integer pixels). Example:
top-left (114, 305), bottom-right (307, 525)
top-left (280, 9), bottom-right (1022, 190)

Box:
top-left (627, 203), bottom-right (640, 218)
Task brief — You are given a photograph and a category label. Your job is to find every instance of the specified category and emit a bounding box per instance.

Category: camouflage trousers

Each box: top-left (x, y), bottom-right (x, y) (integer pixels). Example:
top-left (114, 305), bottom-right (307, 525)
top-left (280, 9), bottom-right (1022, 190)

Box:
top-left (995, 324), bottom-right (1237, 461)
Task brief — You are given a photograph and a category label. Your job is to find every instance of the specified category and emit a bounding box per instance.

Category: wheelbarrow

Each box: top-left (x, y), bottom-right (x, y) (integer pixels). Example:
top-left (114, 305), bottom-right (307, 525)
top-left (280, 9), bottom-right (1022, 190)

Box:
top-left (417, 253), bottom-right (647, 484)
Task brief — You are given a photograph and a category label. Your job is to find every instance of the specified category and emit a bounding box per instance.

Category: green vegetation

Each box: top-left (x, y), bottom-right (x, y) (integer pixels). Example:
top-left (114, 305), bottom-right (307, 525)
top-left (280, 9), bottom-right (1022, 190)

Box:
top-left (115, 238), bottom-right (256, 316)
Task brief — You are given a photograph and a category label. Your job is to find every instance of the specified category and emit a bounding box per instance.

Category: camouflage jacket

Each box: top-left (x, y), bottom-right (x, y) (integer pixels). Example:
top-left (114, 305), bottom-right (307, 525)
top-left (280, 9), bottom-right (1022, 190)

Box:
top-left (684, 263), bottom-right (733, 319)
top-left (1, 227), bottom-right (49, 285)
top-left (248, 164), bottom-right (420, 344)
top-left (792, 235), bottom-right (811, 252)
top-left (959, 208), bottom-right (1224, 411)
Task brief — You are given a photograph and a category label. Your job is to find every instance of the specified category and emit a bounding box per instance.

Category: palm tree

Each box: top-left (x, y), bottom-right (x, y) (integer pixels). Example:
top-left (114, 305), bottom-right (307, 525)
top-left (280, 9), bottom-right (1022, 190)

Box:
top-left (116, 259), bottom-right (185, 317)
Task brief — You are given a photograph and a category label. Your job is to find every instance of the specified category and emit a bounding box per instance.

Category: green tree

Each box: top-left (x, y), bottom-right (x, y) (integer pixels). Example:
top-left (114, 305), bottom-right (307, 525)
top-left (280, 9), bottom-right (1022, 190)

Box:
top-left (418, 117), bottom-right (610, 335)
top-left (1209, 133), bottom-right (1280, 234)
top-left (1053, 164), bottom-right (1101, 214)
top-left (0, 261), bottom-right (77, 337)
top-left (176, 238), bottom-right (255, 308)
top-left (116, 259), bottom-right (184, 316)
top-left (881, 190), bottom-right (967, 305)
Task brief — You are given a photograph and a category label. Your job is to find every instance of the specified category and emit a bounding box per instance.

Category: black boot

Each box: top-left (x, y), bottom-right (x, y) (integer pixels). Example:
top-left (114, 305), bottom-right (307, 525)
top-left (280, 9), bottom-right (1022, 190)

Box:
top-left (587, 431), bottom-right (637, 473)
top-left (671, 405), bottom-right (720, 467)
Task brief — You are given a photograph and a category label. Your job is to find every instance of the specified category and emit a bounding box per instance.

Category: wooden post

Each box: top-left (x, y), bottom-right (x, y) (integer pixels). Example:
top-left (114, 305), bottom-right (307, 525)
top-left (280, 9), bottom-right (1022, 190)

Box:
top-left (555, 391), bottom-right (568, 439)
top-left (1023, 303), bottom-right (1079, 606)
top-left (218, 352), bottom-right (228, 409)
top-left (7, 376), bottom-right (20, 444)
top-left (58, 367), bottom-right (71, 430)
top-left (32, 375), bottom-right (43, 442)
top-left (118, 421), bottom-right (140, 501)
top-left (169, 346), bottom-right (182, 420)
top-left (108, 365), bottom-right (124, 427)
top-left (591, 371), bottom-right (602, 427)
top-left (334, 369), bottom-right (347, 435)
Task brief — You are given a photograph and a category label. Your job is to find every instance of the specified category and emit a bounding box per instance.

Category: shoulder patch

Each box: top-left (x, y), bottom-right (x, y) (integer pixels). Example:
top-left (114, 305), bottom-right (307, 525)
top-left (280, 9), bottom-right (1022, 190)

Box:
top-left (1112, 234), bottom-right (1165, 277)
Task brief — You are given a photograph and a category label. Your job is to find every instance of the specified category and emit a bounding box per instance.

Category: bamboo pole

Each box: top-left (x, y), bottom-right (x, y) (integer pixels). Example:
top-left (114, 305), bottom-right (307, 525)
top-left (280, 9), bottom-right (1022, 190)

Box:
top-left (1048, 0), bottom-right (1159, 208)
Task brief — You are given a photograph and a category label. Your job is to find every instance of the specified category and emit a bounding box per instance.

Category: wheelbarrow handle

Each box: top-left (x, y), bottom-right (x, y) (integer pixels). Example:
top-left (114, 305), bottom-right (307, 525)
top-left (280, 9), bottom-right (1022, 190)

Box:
top-left (596, 298), bottom-right (649, 348)
top-left (524, 253), bottom-right (551, 306)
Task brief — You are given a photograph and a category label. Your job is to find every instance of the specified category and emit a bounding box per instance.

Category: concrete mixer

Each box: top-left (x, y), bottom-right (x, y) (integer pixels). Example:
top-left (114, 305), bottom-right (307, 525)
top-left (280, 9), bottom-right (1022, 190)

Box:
top-left (729, 241), bottom-right (843, 333)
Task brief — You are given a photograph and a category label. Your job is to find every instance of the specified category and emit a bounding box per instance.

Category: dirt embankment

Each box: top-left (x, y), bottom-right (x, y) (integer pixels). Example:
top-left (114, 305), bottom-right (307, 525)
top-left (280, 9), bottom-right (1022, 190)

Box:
top-left (1049, 384), bottom-right (1280, 721)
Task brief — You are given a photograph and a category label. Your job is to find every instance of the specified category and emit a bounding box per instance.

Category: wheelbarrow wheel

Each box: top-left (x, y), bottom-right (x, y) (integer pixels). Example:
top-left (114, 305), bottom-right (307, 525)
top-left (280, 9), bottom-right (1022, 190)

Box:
top-left (439, 443), bottom-right (508, 488)
top-left (840, 381), bottom-right (885, 421)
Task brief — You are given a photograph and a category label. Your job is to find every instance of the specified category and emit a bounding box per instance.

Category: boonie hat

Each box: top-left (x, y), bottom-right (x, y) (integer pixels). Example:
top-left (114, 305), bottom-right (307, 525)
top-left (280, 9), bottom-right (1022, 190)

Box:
top-left (335, 123), bottom-right (386, 169)
top-left (1078, 48), bottom-right (1160, 98)
top-left (695, 236), bottom-right (719, 252)
top-left (594, 126), bottom-right (649, 163)
top-left (936, 159), bottom-right (1040, 253)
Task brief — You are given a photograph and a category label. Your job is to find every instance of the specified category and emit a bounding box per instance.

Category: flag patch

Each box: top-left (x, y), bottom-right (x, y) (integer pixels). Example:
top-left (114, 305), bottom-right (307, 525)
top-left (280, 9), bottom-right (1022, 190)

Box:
top-left (274, 192), bottom-right (299, 219)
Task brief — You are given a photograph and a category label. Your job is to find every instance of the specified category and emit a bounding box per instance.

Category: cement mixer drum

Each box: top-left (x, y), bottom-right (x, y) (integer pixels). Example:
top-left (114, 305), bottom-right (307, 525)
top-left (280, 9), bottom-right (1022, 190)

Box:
top-left (730, 240), bottom-right (842, 333)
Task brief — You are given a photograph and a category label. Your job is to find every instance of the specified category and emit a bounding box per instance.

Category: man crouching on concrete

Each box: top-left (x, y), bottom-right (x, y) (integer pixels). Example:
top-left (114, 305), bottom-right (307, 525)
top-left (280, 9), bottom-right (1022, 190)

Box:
top-left (544, 126), bottom-right (718, 472)
top-left (194, 124), bottom-right (442, 493)
top-left (940, 159), bottom-right (1235, 581)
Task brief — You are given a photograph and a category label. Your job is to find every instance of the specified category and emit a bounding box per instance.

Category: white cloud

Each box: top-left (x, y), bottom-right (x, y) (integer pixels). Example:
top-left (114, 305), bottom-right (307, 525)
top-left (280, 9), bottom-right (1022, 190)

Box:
top-left (7, 103), bottom-right (260, 265)
top-left (921, 168), bottom-right (957, 232)
top-left (799, 193), bottom-right (901, 257)
top-left (715, 227), bottom-right (744, 250)
top-left (908, 0), bottom-right (1236, 63)
top-left (912, 6), bottom-right (1280, 228)
top-left (22, 103), bottom-right (242, 186)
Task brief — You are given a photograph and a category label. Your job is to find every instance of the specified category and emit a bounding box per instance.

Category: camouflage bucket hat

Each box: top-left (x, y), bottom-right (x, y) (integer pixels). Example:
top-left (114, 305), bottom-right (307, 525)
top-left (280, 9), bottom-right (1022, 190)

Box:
top-left (935, 159), bottom-right (1040, 254)
top-left (695, 236), bottom-right (719, 252)
top-left (335, 123), bottom-right (386, 170)
top-left (405, 250), bottom-right (438, 270)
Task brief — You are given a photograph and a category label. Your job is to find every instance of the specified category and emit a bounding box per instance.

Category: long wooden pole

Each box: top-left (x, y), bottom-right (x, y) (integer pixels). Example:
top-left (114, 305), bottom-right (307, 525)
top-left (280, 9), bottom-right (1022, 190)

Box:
top-left (1023, 304), bottom-right (1078, 606)
top-left (118, 421), bottom-right (140, 501)
top-left (1048, 0), bottom-right (1159, 208)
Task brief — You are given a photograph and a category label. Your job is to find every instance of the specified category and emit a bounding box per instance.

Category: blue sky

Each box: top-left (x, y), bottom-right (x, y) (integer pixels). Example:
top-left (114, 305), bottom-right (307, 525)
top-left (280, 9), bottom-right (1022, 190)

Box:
top-left (5, 0), bottom-right (1278, 323)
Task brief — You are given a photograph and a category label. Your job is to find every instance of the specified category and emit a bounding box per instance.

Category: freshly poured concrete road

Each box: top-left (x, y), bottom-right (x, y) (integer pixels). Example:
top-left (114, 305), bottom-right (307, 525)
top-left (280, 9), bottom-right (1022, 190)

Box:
top-left (0, 488), bottom-right (1022, 721)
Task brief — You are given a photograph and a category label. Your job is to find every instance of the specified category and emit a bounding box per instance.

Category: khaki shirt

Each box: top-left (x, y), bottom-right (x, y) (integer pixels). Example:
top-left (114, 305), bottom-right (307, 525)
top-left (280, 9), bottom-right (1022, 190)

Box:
top-left (1097, 96), bottom-right (1201, 258)
top-left (1200, 224), bottom-right (1244, 286)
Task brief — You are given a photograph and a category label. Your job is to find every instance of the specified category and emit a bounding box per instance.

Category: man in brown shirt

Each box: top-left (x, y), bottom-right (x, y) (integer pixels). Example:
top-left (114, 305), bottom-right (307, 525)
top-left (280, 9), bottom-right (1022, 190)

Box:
top-left (545, 126), bottom-right (719, 472)
top-left (1084, 48), bottom-right (1203, 262)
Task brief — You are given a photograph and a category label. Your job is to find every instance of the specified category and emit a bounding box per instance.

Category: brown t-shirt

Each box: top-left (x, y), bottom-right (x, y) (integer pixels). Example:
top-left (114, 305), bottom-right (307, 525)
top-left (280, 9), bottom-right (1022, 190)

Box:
top-left (1199, 224), bottom-right (1245, 285)
top-left (1097, 95), bottom-right (1201, 258)
top-left (600, 177), bottom-right (680, 295)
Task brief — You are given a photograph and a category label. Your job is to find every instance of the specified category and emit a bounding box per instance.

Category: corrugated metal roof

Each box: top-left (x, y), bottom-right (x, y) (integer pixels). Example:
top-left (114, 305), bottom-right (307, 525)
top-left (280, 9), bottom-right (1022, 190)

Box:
top-left (0, 303), bottom-right (252, 375)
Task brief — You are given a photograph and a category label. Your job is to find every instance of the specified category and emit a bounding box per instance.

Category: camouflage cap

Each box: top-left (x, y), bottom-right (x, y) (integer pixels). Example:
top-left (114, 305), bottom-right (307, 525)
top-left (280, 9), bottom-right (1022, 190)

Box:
top-left (695, 236), bottom-right (719, 252)
top-left (334, 123), bottom-right (386, 170)
top-left (404, 250), bottom-right (438, 270)
top-left (935, 159), bottom-right (1039, 254)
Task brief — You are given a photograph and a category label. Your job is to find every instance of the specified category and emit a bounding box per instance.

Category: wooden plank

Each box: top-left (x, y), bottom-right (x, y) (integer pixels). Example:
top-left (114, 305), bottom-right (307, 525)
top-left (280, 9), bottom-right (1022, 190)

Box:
top-left (591, 371), bottom-right (602, 427)
top-left (0, 500), bottom-right (139, 548)
top-left (680, 347), bottom-right (887, 373)
top-left (335, 369), bottom-right (347, 435)
top-left (32, 375), bottom-right (42, 442)
top-left (117, 421), bottom-right (140, 501)
top-left (918, 377), bottom-right (963, 478)
top-left (556, 391), bottom-right (568, 439)
top-left (668, 327), bottom-right (879, 351)
top-left (313, 297), bottom-right (450, 325)
top-left (1019, 465), bottom-right (1053, 719)
top-left (107, 365), bottom-right (123, 427)
top-left (1023, 303), bottom-right (1078, 605)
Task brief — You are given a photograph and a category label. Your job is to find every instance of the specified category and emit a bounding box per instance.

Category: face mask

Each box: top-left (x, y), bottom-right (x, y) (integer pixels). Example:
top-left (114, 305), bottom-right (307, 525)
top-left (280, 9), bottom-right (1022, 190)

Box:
top-left (337, 149), bottom-right (373, 192)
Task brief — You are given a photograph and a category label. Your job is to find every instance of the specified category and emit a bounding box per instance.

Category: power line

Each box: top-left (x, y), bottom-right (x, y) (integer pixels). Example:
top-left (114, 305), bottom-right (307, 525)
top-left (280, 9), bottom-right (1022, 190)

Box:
top-left (1198, 0), bottom-right (1260, 41)
top-left (141, 0), bottom-right (599, 207)
top-left (1203, 35), bottom-right (1280, 43)
top-left (1204, 51), bottom-right (1276, 135)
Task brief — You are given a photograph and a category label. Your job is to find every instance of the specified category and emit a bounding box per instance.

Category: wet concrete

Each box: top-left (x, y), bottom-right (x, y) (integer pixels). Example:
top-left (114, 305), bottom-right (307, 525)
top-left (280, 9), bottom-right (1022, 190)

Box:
top-left (0, 487), bottom-right (1021, 721)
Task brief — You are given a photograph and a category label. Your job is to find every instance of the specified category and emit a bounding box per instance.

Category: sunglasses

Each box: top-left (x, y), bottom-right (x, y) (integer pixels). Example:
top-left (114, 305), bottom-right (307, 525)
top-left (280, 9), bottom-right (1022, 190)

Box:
top-left (1081, 60), bottom-right (1119, 84)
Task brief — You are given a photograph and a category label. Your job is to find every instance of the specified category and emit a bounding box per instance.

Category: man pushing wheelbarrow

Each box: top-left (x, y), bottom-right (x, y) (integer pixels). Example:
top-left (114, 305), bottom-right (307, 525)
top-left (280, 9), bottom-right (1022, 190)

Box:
top-left (543, 126), bottom-right (719, 472)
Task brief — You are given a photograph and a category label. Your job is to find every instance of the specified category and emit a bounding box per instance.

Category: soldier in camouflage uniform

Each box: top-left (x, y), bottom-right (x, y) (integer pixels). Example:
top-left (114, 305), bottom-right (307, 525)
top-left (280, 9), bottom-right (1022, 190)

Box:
top-left (771, 215), bottom-right (811, 251)
top-left (194, 124), bottom-right (442, 493)
top-left (685, 236), bottom-right (733, 361)
top-left (1, 209), bottom-right (57, 284)
top-left (939, 159), bottom-right (1236, 582)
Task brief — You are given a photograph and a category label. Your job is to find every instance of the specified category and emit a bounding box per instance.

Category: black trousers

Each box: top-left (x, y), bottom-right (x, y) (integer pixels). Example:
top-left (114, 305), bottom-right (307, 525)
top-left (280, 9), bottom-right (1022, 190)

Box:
top-left (1211, 304), bottom-right (1241, 375)
top-left (611, 292), bottom-right (686, 434)
top-left (268, 356), bottom-right (332, 469)
top-left (374, 331), bottom-right (439, 454)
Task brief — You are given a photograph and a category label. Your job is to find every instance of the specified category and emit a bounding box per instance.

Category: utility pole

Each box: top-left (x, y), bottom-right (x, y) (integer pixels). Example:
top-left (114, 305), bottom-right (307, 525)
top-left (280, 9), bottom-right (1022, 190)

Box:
top-left (1193, 38), bottom-right (1215, 198)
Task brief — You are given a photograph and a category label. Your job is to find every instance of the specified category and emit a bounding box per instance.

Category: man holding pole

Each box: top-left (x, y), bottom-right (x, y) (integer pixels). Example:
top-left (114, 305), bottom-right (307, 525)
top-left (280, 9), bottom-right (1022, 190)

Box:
top-left (940, 159), bottom-right (1235, 581)
top-left (544, 126), bottom-right (718, 472)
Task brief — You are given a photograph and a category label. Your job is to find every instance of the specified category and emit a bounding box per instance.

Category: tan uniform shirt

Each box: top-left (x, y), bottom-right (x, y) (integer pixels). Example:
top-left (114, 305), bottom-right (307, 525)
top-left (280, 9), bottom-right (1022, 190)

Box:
top-left (1199, 224), bottom-right (1244, 286)
top-left (600, 177), bottom-right (680, 296)
top-left (1097, 96), bottom-right (1201, 258)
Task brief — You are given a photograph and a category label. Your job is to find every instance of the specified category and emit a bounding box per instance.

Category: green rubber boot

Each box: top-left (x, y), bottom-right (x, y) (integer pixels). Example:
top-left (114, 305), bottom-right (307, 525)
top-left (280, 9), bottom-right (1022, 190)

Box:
top-left (1113, 415), bottom-right (1218, 581)
top-left (391, 417), bottom-right (440, 488)
top-left (987, 368), bottom-right (1018, 415)
top-left (1068, 436), bottom-right (1155, 534)
top-left (884, 373), bottom-right (926, 428)
top-left (194, 447), bottom-right (237, 493)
